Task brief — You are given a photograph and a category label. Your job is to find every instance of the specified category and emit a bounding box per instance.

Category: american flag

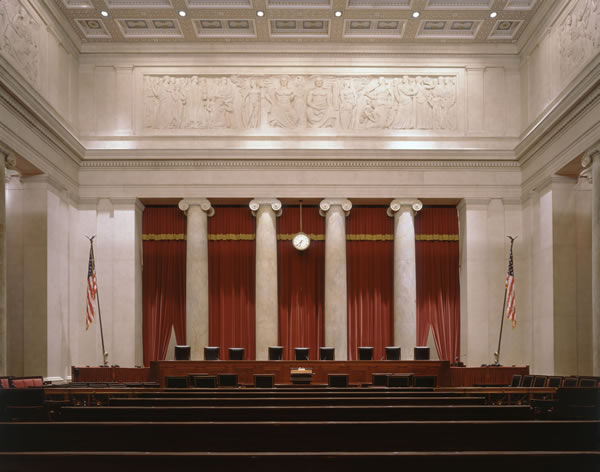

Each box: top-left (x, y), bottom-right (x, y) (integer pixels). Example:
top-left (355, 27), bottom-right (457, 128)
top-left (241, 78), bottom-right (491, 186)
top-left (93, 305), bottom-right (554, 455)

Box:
top-left (86, 243), bottom-right (98, 330)
top-left (505, 242), bottom-right (516, 328)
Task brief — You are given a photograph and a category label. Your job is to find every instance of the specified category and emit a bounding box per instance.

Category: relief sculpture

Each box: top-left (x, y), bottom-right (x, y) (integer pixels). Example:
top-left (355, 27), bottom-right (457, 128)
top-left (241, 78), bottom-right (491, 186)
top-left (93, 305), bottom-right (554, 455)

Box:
top-left (559, 0), bottom-right (600, 81)
top-left (143, 73), bottom-right (458, 132)
top-left (0, 0), bottom-right (40, 86)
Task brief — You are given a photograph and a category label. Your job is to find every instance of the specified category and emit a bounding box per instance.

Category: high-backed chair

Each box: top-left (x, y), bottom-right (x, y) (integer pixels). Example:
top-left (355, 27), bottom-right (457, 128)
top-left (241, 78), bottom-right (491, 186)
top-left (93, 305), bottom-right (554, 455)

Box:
top-left (414, 375), bottom-right (437, 388)
top-left (563, 377), bottom-right (578, 387)
top-left (578, 377), bottom-right (598, 387)
top-left (388, 373), bottom-right (414, 387)
top-left (533, 375), bottom-right (548, 387)
top-left (328, 374), bottom-right (348, 388)
top-left (0, 376), bottom-right (10, 389)
top-left (414, 346), bottom-right (430, 360)
top-left (268, 346), bottom-right (283, 360)
top-left (385, 346), bottom-right (401, 360)
top-left (547, 376), bottom-right (563, 388)
top-left (204, 346), bottom-right (220, 360)
top-left (358, 346), bottom-right (373, 360)
top-left (520, 375), bottom-right (534, 387)
top-left (254, 374), bottom-right (275, 388)
top-left (228, 347), bottom-right (245, 360)
top-left (191, 375), bottom-right (217, 388)
top-left (165, 376), bottom-right (188, 388)
top-left (510, 374), bottom-right (522, 387)
top-left (217, 374), bottom-right (238, 387)
top-left (174, 345), bottom-right (191, 360)
top-left (372, 373), bottom-right (391, 387)
top-left (295, 347), bottom-right (310, 361)
top-left (319, 347), bottom-right (335, 360)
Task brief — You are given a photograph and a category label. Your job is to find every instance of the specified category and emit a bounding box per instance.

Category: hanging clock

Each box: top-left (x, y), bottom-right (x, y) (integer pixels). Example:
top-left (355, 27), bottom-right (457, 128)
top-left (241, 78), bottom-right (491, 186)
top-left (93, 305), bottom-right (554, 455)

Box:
top-left (293, 202), bottom-right (311, 251)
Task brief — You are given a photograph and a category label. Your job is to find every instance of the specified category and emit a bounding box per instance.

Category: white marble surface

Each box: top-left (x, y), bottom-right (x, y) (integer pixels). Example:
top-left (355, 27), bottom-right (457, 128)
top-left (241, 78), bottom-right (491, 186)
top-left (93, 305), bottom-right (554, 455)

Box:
top-left (588, 151), bottom-right (600, 375)
top-left (320, 198), bottom-right (351, 360)
top-left (251, 199), bottom-right (281, 360)
top-left (179, 198), bottom-right (212, 360)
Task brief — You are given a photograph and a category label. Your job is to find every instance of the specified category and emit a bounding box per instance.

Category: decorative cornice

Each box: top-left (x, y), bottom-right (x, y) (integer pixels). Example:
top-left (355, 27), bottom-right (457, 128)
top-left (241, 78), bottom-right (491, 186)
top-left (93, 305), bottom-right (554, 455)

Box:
top-left (79, 159), bottom-right (520, 170)
top-left (249, 198), bottom-right (282, 217)
top-left (178, 198), bottom-right (214, 217)
top-left (387, 199), bottom-right (423, 217)
top-left (319, 198), bottom-right (352, 216)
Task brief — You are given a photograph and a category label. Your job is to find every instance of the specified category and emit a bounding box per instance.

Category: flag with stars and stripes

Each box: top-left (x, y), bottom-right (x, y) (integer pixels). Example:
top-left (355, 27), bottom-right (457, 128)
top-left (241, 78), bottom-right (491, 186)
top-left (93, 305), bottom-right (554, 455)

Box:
top-left (86, 243), bottom-right (98, 330)
top-left (505, 243), bottom-right (516, 328)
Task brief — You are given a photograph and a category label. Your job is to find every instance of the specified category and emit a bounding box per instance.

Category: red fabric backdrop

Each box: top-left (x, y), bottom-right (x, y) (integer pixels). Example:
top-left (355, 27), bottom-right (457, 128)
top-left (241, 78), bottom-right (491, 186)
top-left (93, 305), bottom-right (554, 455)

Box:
top-left (208, 206), bottom-right (256, 360)
top-left (346, 207), bottom-right (394, 360)
top-left (277, 206), bottom-right (325, 360)
top-left (142, 207), bottom-right (186, 365)
top-left (415, 207), bottom-right (460, 362)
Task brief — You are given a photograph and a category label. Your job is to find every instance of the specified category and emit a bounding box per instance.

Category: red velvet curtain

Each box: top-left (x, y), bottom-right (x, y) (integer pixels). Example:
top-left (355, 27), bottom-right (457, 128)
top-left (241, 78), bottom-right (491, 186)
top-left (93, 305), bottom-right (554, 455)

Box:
top-left (142, 207), bottom-right (186, 365)
top-left (208, 206), bottom-right (256, 359)
top-left (346, 207), bottom-right (393, 360)
top-left (277, 206), bottom-right (325, 360)
top-left (415, 207), bottom-right (460, 362)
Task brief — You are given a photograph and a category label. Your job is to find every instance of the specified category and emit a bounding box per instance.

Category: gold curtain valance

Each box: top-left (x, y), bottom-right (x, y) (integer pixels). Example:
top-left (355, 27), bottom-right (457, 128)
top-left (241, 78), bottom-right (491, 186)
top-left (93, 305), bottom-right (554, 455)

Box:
top-left (143, 233), bottom-right (459, 242)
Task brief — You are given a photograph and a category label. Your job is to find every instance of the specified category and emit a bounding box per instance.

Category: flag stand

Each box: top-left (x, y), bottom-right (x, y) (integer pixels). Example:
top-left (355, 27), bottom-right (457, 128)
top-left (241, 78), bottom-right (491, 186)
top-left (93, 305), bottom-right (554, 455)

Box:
top-left (492, 236), bottom-right (517, 366)
top-left (86, 236), bottom-right (109, 366)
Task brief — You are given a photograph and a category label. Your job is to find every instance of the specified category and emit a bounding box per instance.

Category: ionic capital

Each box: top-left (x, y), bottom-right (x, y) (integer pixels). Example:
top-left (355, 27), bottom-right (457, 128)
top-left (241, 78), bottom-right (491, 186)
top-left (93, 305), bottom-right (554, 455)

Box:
top-left (4, 153), bottom-right (17, 170)
top-left (319, 198), bottom-right (352, 217)
top-left (178, 198), bottom-right (214, 217)
top-left (249, 198), bottom-right (282, 217)
top-left (582, 147), bottom-right (600, 168)
top-left (387, 199), bottom-right (423, 217)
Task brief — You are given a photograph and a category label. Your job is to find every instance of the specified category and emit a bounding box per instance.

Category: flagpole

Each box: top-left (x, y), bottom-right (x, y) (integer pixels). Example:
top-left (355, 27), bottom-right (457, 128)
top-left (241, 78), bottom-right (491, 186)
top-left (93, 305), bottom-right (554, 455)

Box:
top-left (493, 236), bottom-right (516, 366)
top-left (87, 236), bottom-right (109, 366)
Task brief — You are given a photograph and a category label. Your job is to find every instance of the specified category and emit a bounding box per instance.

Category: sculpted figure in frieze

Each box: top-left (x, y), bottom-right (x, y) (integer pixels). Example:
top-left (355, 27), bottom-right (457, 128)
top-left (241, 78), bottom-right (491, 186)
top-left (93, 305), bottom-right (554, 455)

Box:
top-left (559, 0), bottom-right (600, 81)
top-left (264, 76), bottom-right (302, 128)
top-left (0, 0), bottom-right (39, 86)
top-left (142, 73), bottom-right (458, 132)
top-left (306, 77), bottom-right (336, 128)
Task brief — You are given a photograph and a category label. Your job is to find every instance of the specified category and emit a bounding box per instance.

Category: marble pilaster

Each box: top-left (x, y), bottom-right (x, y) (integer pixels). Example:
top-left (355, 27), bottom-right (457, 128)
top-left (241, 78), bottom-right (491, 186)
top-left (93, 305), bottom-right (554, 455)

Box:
top-left (250, 198), bottom-right (281, 360)
top-left (387, 199), bottom-right (422, 360)
top-left (179, 198), bottom-right (213, 360)
top-left (320, 198), bottom-right (352, 360)
top-left (583, 148), bottom-right (600, 375)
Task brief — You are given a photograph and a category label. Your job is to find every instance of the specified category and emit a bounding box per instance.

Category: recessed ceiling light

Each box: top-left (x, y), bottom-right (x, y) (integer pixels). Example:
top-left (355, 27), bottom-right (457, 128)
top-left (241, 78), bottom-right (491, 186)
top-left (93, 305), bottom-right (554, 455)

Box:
top-left (334, 10), bottom-right (343, 17)
top-left (100, 10), bottom-right (108, 17)
top-left (412, 11), bottom-right (420, 18)
top-left (256, 10), bottom-right (265, 17)
top-left (178, 10), bottom-right (187, 17)
top-left (490, 11), bottom-right (497, 18)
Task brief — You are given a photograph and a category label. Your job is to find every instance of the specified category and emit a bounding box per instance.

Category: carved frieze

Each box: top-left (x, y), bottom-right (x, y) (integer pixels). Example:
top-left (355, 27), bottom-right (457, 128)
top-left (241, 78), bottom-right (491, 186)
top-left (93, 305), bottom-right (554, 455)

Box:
top-left (558, 0), bottom-right (600, 82)
top-left (142, 74), bottom-right (458, 132)
top-left (0, 0), bottom-right (40, 86)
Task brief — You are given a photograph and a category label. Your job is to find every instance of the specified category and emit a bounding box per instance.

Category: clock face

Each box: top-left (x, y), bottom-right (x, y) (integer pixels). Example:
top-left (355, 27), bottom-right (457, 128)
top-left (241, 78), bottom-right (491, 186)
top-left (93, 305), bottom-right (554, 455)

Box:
top-left (292, 232), bottom-right (311, 251)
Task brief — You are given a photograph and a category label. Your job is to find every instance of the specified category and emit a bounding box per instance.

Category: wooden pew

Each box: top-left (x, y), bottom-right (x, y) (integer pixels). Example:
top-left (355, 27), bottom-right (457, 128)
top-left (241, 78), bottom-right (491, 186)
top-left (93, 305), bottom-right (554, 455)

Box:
top-left (1, 421), bottom-right (598, 452)
top-left (58, 404), bottom-right (532, 422)
top-left (1, 451), bottom-right (599, 472)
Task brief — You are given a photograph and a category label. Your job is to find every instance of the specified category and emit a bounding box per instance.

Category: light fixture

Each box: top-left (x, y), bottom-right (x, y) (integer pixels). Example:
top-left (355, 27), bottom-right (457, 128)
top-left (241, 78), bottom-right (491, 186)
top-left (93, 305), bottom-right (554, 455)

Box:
top-left (334, 10), bottom-right (343, 17)
top-left (178, 10), bottom-right (187, 17)
top-left (100, 10), bottom-right (109, 17)
top-left (490, 11), bottom-right (497, 18)
top-left (256, 10), bottom-right (265, 17)
top-left (412, 11), bottom-right (420, 18)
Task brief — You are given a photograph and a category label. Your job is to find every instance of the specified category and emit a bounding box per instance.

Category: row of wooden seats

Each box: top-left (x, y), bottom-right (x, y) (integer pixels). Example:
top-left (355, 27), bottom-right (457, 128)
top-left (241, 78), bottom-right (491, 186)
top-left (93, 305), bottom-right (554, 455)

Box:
top-left (0, 376), bottom-right (44, 388)
top-left (511, 374), bottom-right (600, 388)
top-left (107, 395), bottom-right (487, 407)
top-left (2, 450), bottom-right (599, 471)
top-left (1, 420), bottom-right (598, 452)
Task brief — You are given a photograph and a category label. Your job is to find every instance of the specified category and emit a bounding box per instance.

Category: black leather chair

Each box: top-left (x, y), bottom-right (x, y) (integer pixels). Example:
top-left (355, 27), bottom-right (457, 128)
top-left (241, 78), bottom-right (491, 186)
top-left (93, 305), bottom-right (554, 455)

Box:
top-left (228, 347), bottom-right (245, 360)
top-left (533, 375), bottom-right (548, 387)
top-left (204, 346), bottom-right (220, 360)
top-left (372, 373), bottom-right (391, 387)
top-left (217, 374), bottom-right (238, 387)
top-left (319, 347), bottom-right (335, 360)
top-left (254, 374), bottom-right (275, 388)
top-left (520, 375), bottom-right (534, 387)
top-left (174, 345), bottom-right (191, 360)
top-left (510, 374), bottom-right (522, 387)
top-left (547, 376), bottom-right (563, 388)
top-left (328, 374), bottom-right (348, 388)
top-left (165, 376), bottom-right (188, 388)
top-left (385, 346), bottom-right (401, 360)
top-left (414, 375), bottom-right (436, 387)
top-left (191, 375), bottom-right (217, 388)
top-left (295, 347), bottom-right (310, 361)
top-left (414, 346), bottom-right (430, 360)
top-left (268, 346), bottom-right (283, 360)
top-left (358, 346), bottom-right (373, 360)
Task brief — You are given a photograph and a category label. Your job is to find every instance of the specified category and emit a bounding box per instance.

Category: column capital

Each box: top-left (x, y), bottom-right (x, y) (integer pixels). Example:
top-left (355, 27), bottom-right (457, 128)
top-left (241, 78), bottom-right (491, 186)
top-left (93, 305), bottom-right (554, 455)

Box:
top-left (387, 199), bottom-right (422, 217)
top-left (582, 146), bottom-right (600, 184)
top-left (249, 198), bottom-right (282, 217)
top-left (179, 198), bottom-right (214, 217)
top-left (319, 198), bottom-right (352, 217)
top-left (4, 153), bottom-right (17, 170)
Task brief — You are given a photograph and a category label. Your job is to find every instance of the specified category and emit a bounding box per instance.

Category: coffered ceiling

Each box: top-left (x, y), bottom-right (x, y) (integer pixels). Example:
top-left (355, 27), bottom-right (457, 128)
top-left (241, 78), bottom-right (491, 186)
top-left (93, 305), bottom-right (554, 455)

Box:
top-left (56, 0), bottom-right (542, 44)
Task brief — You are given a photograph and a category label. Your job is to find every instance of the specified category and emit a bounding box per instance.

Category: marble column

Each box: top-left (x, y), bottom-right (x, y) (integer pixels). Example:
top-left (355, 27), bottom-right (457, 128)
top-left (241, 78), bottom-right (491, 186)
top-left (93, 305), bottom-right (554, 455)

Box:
top-left (583, 147), bottom-right (600, 375)
top-left (387, 199), bottom-right (422, 360)
top-left (320, 198), bottom-right (352, 360)
top-left (250, 199), bottom-right (281, 360)
top-left (178, 199), bottom-right (213, 360)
